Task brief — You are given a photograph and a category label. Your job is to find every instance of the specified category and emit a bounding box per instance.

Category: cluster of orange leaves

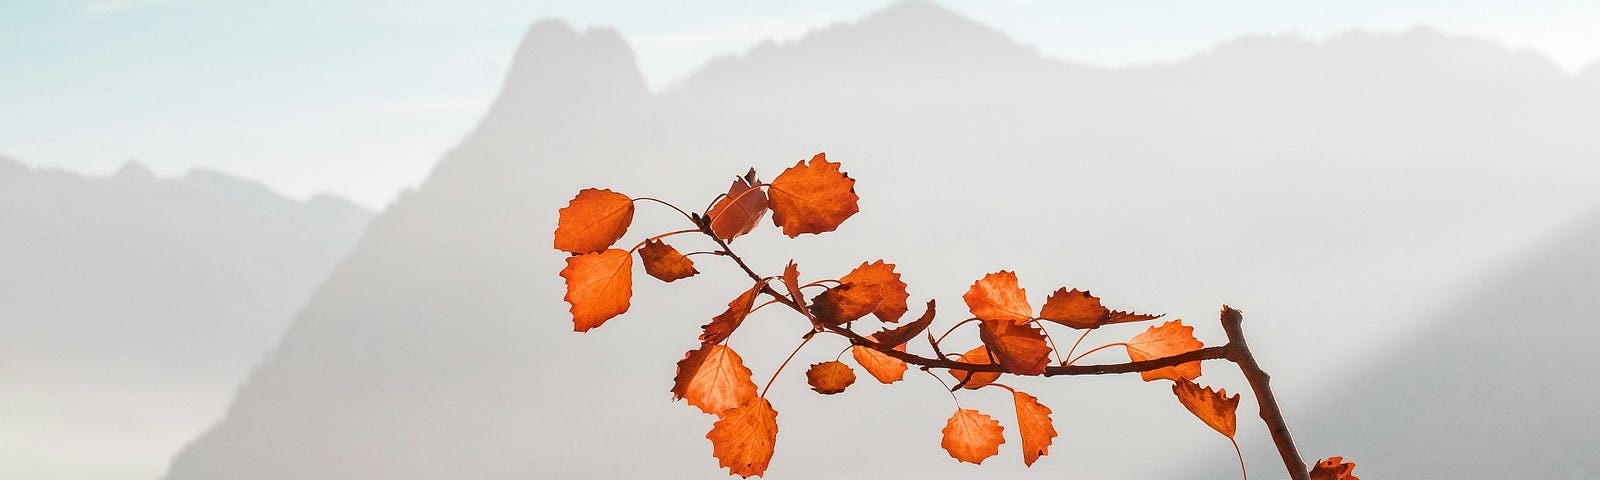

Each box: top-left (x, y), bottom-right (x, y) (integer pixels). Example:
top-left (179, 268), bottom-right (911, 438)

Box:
top-left (555, 153), bottom-right (1356, 479)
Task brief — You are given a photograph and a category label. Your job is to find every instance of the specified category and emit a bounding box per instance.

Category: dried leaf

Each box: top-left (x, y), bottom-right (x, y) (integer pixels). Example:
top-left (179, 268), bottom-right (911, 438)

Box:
top-left (707, 397), bottom-right (778, 478)
top-left (867, 300), bottom-right (936, 347)
top-left (700, 285), bottom-right (763, 345)
top-left (851, 344), bottom-right (907, 384)
top-left (940, 409), bottom-right (1004, 464)
top-left (805, 361), bottom-right (856, 394)
top-left (638, 239), bottom-right (698, 282)
top-left (782, 261), bottom-right (805, 310)
top-left (554, 188), bottom-right (635, 254)
top-left (839, 260), bottom-right (909, 322)
top-left (1012, 390), bottom-right (1057, 467)
top-left (560, 249), bottom-right (633, 332)
top-left (1038, 287), bottom-right (1159, 329)
top-left (707, 170), bottom-right (769, 241)
top-left (1125, 320), bottom-right (1204, 382)
top-left (1309, 456), bottom-right (1360, 480)
top-left (1171, 379), bottom-right (1239, 438)
top-left (948, 345), bottom-right (1000, 389)
top-left (963, 271), bottom-right (1032, 323)
top-left (809, 283), bottom-right (882, 326)
top-left (672, 344), bottom-right (758, 415)
top-left (977, 319), bottom-right (1051, 376)
top-left (767, 153), bottom-right (859, 237)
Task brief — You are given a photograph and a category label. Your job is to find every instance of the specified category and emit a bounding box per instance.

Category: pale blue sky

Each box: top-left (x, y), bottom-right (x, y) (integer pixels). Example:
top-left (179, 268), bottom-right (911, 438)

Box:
top-left (3, 0), bottom-right (1597, 207)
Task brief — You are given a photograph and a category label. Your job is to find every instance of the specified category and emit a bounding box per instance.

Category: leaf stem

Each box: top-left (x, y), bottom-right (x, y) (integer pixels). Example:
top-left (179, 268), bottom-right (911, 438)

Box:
top-left (1066, 342), bottom-right (1128, 366)
top-left (922, 369), bottom-right (961, 408)
top-left (631, 196), bottom-right (696, 223)
top-left (932, 318), bottom-right (981, 347)
top-left (1062, 329), bottom-right (1092, 365)
top-left (761, 333), bottom-right (814, 398)
top-left (1231, 437), bottom-right (1248, 480)
top-left (627, 229), bottom-right (701, 253)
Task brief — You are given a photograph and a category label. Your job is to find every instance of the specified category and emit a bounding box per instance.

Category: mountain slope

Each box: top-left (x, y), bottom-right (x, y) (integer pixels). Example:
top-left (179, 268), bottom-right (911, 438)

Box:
top-left (167, 3), bottom-right (1600, 479)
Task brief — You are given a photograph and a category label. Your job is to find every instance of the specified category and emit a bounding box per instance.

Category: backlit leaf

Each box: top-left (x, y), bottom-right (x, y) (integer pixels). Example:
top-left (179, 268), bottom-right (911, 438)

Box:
top-left (1309, 456), bottom-right (1360, 480)
top-left (1038, 288), bottom-right (1160, 329)
top-left (1171, 379), bottom-right (1239, 438)
top-left (707, 169), bottom-right (769, 241)
top-left (554, 188), bottom-right (634, 254)
top-left (700, 284), bottom-right (763, 345)
top-left (1125, 320), bottom-right (1204, 382)
top-left (781, 261), bottom-right (805, 310)
top-left (560, 248), bottom-right (633, 332)
top-left (638, 239), bottom-right (698, 282)
top-left (707, 397), bottom-right (778, 478)
top-left (963, 271), bottom-right (1032, 323)
top-left (940, 409), bottom-right (1004, 464)
top-left (809, 283), bottom-right (881, 326)
top-left (948, 345), bottom-right (1000, 389)
top-left (672, 344), bottom-right (758, 415)
top-left (851, 344), bottom-right (907, 384)
top-left (867, 300), bottom-right (936, 347)
top-left (767, 153), bottom-right (859, 237)
top-left (977, 319), bottom-right (1051, 376)
top-left (805, 361), bottom-right (856, 394)
top-left (1012, 390), bottom-right (1057, 467)
top-left (839, 260), bottom-right (909, 322)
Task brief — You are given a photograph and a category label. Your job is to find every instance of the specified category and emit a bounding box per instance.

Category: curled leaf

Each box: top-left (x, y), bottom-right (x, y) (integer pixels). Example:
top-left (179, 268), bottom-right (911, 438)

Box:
top-left (1038, 288), bottom-right (1160, 329)
top-left (707, 397), bottom-right (778, 478)
top-left (839, 260), bottom-right (909, 322)
top-left (672, 344), bottom-right (758, 415)
top-left (1012, 390), bottom-right (1057, 467)
top-left (781, 261), bottom-right (805, 310)
top-left (1125, 320), bottom-right (1204, 382)
top-left (809, 283), bottom-right (882, 326)
top-left (948, 345), bottom-right (1000, 389)
top-left (1171, 379), bottom-right (1239, 438)
top-left (767, 153), bottom-right (859, 237)
top-left (963, 271), bottom-right (1032, 323)
top-left (867, 300), bottom-right (936, 347)
top-left (700, 284), bottom-right (763, 345)
top-left (638, 239), bottom-right (698, 282)
top-left (554, 188), bottom-right (635, 254)
top-left (707, 169), bottom-right (769, 241)
top-left (851, 344), bottom-right (907, 384)
top-left (940, 409), bottom-right (1004, 464)
top-left (560, 249), bottom-right (633, 332)
top-left (1309, 456), bottom-right (1359, 480)
top-left (977, 319), bottom-right (1051, 376)
top-left (805, 361), bottom-right (856, 394)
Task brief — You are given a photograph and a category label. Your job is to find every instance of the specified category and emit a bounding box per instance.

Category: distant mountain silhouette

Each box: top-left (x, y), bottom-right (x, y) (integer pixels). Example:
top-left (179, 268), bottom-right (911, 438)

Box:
top-left (0, 158), bottom-right (372, 480)
top-left (165, 2), bottom-right (1600, 479)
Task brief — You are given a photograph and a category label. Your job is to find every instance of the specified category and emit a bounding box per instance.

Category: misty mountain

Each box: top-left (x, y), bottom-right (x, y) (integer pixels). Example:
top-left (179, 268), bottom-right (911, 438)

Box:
top-left (166, 2), bottom-right (1600, 479)
top-left (0, 158), bottom-right (372, 479)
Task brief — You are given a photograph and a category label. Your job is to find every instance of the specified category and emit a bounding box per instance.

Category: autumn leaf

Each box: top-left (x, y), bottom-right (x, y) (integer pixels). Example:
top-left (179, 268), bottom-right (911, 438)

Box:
top-left (963, 271), bottom-right (1032, 323)
top-left (638, 239), bottom-right (698, 282)
top-left (839, 260), bottom-right (909, 322)
top-left (707, 169), bottom-right (769, 241)
top-left (1038, 288), bottom-right (1161, 329)
top-left (851, 344), bottom-right (907, 384)
top-left (781, 261), bottom-right (805, 310)
top-left (809, 283), bottom-right (882, 326)
top-left (1309, 456), bottom-right (1359, 480)
top-left (948, 345), bottom-right (1000, 389)
top-left (767, 153), bottom-right (859, 237)
top-left (700, 284), bottom-right (763, 345)
top-left (805, 361), bottom-right (856, 394)
top-left (1011, 390), bottom-right (1057, 467)
top-left (867, 300), bottom-right (936, 347)
top-left (1125, 320), bottom-right (1204, 382)
top-left (560, 249), bottom-right (633, 332)
top-left (672, 344), bottom-right (758, 415)
top-left (1171, 379), bottom-right (1239, 438)
top-left (707, 396), bottom-right (779, 478)
top-left (554, 188), bottom-right (635, 254)
top-left (941, 409), bottom-right (1005, 464)
top-left (977, 319), bottom-right (1051, 376)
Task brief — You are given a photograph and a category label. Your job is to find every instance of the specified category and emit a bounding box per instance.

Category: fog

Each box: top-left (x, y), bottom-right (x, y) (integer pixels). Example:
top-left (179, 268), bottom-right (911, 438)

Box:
top-left (8, 1), bottom-right (1600, 479)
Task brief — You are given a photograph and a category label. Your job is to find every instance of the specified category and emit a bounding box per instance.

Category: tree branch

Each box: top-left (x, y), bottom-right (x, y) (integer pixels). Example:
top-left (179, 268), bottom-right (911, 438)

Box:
top-left (1219, 306), bottom-right (1309, 480)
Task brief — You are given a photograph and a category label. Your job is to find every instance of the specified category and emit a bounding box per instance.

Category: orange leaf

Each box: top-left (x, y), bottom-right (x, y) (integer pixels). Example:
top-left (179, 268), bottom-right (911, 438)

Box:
top-left (940, 409), bottom-right (1004, 464)
top-left (781, 261), bottom-right (805, 310)
top-left (805, 361), bottom-right (856, 394)
top-left (707, 396), bottom-right (778, 478)
top-left (1125, 320), bottom-right (1204, 382)
top-left (707, 169), bottom-right (769, 241)
top-left (809, 283), bottom-right (882, 326)
top-left (672, 344), bottom-right (758, 415)
top-left (948, 345), bottom-right (1000, 389)
top-left (1171, 379), bottom-right (1239, 438)
top-left (1038, 288), bottom-right (1160, 329)
top-left (1309, 456), bottom-right (1359, 480)
top-left (851, 344), bottom-right (907, 384)
top-left (560, 249), bottom-right (633, 332)
top-left (554, 188), bottom-right (634, 254)
top-left (963, 271), bottom-right (1032, 323)
top-left (977, 319), bottom-right (1051, 376)
top-left (700, 285), bottom-right (763, 345)
top-left (867, 300), bottom-right (935, 347)
top-left (767, 153), bottom-right (859, 237)
top-left (1011, 390), bottom-right (1057, 467)
top-left (839, 260), bottom-right (909, 322)
top-left (638, 239), bottom-right (698, 282)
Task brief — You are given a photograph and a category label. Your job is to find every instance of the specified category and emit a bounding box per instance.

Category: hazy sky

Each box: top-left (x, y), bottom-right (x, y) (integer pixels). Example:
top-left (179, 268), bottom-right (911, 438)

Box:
top-left (3, 0), bottom-right (1598, 208)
